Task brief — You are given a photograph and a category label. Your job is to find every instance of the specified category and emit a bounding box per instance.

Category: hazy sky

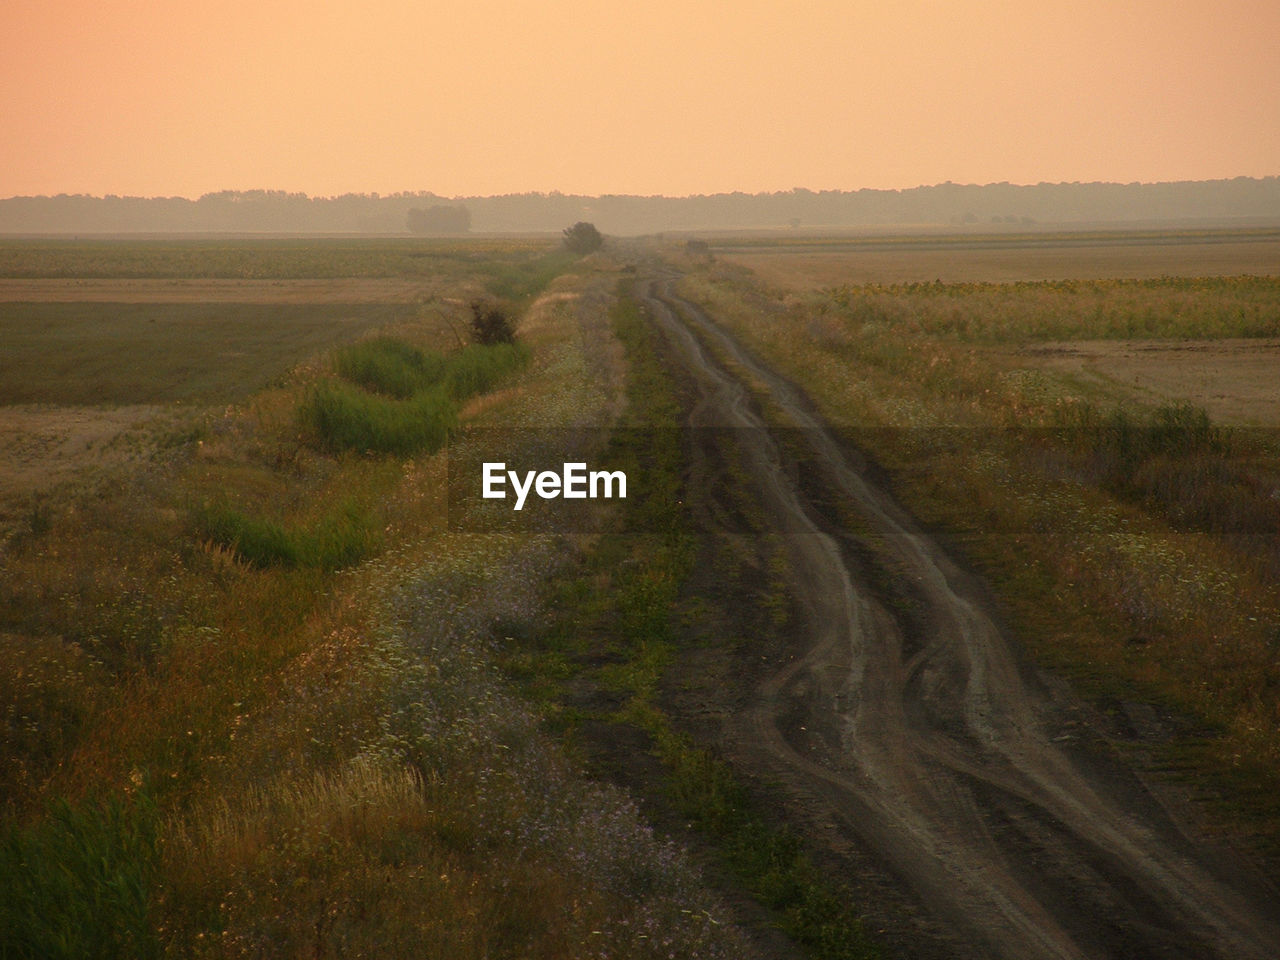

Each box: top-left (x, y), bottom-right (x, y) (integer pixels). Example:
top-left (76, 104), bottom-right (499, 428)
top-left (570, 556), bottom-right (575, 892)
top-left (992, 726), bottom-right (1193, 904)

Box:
top-left (3, 0), bottom-right (1277, 198)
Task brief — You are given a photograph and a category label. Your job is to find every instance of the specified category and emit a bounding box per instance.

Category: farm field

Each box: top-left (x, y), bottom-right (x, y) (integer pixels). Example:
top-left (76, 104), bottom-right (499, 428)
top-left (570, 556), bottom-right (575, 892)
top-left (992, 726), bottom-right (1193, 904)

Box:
top-left (4, 229), bottom-right (1280, 960)
top-left (718, 226), bottom-right (1280, 285)
top-left (1010, 337), bottom-right (1280, 426)
top-left (645, 229), bottom-right (1280, 957)
top-left (0, 238), bottom-right (759, 960)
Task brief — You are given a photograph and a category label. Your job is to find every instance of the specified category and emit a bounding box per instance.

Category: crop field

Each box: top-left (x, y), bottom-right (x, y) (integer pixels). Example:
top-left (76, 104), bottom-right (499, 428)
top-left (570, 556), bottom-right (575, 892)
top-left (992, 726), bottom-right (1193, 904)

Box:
top-left (0, 301), bottom-right (415, 405)
top-left (0, 238), bottom-right (762, 960)
top-left (4, 230), bottom-right (1280, 960)
top-left (675, 233), bottom-right (1280, 850)
top-left (717, 227), bottom-right (1280, 285)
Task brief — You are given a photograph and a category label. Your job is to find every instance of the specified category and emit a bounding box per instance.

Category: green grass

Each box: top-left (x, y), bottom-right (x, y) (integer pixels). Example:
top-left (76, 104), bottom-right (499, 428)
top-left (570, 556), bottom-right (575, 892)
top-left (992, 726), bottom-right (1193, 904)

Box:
top-left (196, 497), bottom-right (380, 570)
top-left (0, 794), bottom-right (160, 960)
top-left (478, 248), bottom-right (579, 303)
top-left (0, 301), bottom-right (411, 405)
top-left (298, 380), bottom-right (457, 456)
top-left (304, 338), bottom-right (529, 455)
top-left (333, 337), bottom-right (447, 398)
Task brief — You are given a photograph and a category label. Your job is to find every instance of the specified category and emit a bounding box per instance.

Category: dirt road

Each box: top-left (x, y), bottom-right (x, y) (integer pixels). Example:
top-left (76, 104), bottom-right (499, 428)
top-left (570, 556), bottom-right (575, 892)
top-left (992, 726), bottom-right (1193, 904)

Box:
top-left (637, 275), bottom-right (1280, 960)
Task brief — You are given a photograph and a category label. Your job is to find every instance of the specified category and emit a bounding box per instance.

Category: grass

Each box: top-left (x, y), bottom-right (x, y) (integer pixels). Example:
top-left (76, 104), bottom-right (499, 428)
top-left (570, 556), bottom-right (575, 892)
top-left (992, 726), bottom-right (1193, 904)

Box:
top-left (816, 275), bottom-right (1280, 343)
top-left (301, 338), bottom-right (529, 455)
top-left (1, 243), bottom-right (772, 959)
top-left (0, 301), bottom-right (411, 405)
top-left (1, 794), bottom-right (160, 960)
top-left (299, 380), bottom-right (457, 456)
top-left (478, 248), bottom-right (580, 303)
top-left (333, 337), bottom-right (447, 398)
top-left (195, 497), bottom-right (380, 570)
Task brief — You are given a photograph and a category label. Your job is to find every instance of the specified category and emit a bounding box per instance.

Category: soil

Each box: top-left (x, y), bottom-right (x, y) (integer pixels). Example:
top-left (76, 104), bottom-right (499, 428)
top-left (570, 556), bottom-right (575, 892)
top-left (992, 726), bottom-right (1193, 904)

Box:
top-left (0, 404), bottom-right (166, 536)
top-left (635, 273), bottom-right (1280, 960)
top-left (1013, 338), bottom-right (1280, 426)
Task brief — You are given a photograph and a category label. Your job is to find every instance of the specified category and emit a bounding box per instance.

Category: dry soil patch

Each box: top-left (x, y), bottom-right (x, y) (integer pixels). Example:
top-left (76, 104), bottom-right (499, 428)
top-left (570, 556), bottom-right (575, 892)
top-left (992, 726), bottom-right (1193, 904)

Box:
top-left (1013, 338), bottom-right (1280, 426)
top-left (0, 404), bottom-right (166, 533)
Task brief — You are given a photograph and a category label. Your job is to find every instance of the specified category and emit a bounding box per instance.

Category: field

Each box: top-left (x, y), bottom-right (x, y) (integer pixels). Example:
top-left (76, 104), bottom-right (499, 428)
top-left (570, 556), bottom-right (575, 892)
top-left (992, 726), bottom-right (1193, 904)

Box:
top-left (678, 231), bottom-right (1280, 826)
top-left (3, 230), bottom-right (1279, 959)
top-left (0, 238), bottom-right (759, 960)
top-left (717, 227), bottom-right (1280, 285)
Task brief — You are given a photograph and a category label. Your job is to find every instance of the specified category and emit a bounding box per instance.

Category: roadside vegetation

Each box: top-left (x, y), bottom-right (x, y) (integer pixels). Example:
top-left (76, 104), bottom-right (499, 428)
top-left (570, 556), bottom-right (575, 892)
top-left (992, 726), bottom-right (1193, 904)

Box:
top-left (675, 258), bottom-right (1280, 848)
top-left (0, 241), bottom-right (753, 958)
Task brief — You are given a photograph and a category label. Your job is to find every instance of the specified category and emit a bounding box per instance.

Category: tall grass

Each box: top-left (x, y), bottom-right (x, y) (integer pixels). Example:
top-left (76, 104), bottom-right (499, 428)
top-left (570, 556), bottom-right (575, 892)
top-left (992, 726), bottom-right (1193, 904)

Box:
top-left (300, 380), bottom-right (457, 456)
top-left (304, 339), bottom-right (529, 455)
top-left (0, 795), bottom-right (160, 960)
top-left (332, 337), bottom-right (446, 399)
top-left (196, 497), bottom-right (380, 570)
top-left (823, 275), bottom-right (1280, 342)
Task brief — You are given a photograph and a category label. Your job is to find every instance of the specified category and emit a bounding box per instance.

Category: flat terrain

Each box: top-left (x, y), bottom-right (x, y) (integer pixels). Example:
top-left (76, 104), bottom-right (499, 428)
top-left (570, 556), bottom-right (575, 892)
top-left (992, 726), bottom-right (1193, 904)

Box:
top-left (0, 301), bottom-right (412, 405)
top-left (0, 277), bottom-right (438, 303)
top-left (1011, 337), bottom-right (1280, 426)
top-left (720, 229), bottom-right (1280, 285)
top-left (0, 405), bottom-right (165, 522)
top-left (642, 272), bottom-right (1280, 959)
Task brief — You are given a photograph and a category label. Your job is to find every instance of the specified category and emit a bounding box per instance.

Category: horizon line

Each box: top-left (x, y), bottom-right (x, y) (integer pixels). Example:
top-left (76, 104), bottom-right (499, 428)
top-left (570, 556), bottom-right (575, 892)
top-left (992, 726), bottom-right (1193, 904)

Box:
top-left (4, 174), bottom-right (1279, 205)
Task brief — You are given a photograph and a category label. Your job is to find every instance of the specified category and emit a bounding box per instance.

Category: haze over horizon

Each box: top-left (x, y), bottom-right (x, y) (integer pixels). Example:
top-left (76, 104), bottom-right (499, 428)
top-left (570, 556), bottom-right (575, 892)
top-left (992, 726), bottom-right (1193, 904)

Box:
top-left (3, 0), bottom-right (1277, 201)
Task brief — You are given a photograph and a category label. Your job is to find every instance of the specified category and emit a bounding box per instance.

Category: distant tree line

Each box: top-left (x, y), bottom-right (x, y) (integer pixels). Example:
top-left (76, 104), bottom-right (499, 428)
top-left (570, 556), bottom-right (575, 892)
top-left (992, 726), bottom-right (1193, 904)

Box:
top-left (2, 178), bottom-right (1278, 234)
top-left (407, 205), bottom-right (471, 234)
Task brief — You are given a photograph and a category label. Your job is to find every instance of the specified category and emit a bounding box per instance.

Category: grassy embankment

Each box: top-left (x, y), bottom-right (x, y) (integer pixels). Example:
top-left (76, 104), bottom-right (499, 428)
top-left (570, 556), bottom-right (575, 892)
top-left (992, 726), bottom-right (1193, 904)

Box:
top-left (506, 286), bottom-right (882, 960)
top-left (676, 260), bottom-right (1280, 847)
top-left (0, 240), bottom-right (749, 958)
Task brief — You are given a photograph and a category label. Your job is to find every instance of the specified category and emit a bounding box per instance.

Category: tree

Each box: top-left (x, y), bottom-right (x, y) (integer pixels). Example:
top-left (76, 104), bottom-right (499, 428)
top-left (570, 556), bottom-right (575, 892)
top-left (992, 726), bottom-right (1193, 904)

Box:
top-left (407, 204), bottom-right (471, 234)
top-left (562, 221), bottom-right (603, 254)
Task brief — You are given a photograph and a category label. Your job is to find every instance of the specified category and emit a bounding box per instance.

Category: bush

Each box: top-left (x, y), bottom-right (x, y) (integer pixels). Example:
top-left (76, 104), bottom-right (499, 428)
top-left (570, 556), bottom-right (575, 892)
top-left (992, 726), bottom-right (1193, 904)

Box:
top-left (470, 300), bottom-right (516, 346)
top-left (562, 221), bottom-right (603, 255)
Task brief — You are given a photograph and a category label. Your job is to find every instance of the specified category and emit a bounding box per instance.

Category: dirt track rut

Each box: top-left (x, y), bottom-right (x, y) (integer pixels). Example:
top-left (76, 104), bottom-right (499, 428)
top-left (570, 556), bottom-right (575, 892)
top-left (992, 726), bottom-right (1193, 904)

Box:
top-left (638, 276), bottom-right (1280, 960)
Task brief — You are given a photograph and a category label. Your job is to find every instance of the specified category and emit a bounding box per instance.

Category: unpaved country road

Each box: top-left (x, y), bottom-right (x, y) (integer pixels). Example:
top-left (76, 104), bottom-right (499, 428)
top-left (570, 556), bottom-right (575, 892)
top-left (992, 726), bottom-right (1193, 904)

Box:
top-left (637, 275), bottom-right (1280, 960)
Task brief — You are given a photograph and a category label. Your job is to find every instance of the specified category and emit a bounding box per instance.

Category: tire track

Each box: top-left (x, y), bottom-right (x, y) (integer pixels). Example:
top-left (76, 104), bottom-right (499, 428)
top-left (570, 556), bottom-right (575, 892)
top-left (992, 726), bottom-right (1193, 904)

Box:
top-left (638, 275), bottom-right (1280, 960)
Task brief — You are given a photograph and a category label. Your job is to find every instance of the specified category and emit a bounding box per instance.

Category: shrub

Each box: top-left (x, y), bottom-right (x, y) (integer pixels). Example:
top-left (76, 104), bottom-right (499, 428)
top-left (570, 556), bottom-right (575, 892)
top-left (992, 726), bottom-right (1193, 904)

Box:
top-left (470, 299), bottom-right (516, 346)
top-left (562, 221), bottom-right (603, 255)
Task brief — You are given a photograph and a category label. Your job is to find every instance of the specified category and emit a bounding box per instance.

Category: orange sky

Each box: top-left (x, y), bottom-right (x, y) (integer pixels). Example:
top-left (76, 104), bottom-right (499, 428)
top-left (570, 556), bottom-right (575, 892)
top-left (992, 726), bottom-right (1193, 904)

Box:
top-left (2, 0), bottom-right (1278, 198)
